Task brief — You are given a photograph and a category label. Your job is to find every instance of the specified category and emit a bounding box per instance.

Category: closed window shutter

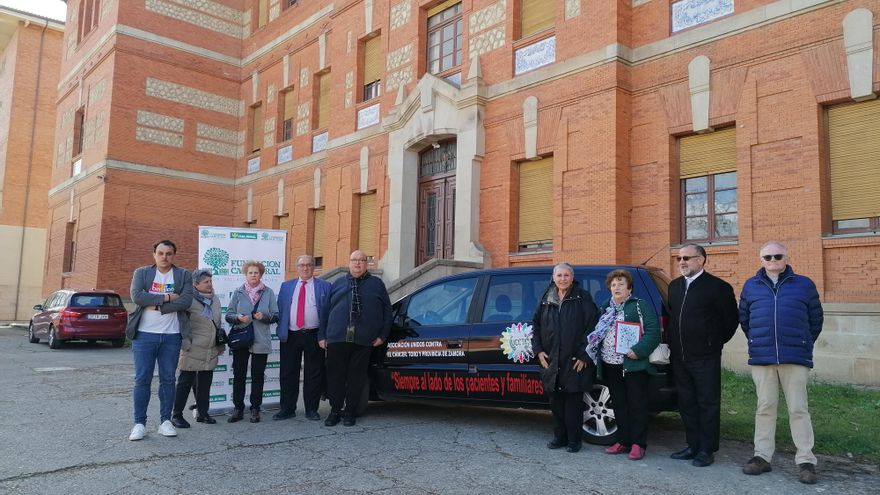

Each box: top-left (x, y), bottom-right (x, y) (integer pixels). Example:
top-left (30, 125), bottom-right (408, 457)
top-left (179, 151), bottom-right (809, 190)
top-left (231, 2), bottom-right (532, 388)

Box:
top-left (283, 91), bottom-right (296, 121)
top-left (828, 99), bottom-right (880, 220)
top-left (358, 193), bottom-right (378, 257)
top-left (312, 209), bottom-right (325, 258)
top-left (679, 127), bottom-right (736, 179)
top-left (518, 157), bottom-right (553, 245)
top-left (251, 104), bottom-right (262, 152)
top-left (427, 0), bottom-right (460, 18)
top-left (258, 0), bottom-right (268, 28)
top-left (521, 0), bottom-right (555, 39)
top-left (278, 215), bottom-right (290, 232)
top-left (363, 36), bottom-right (381, 85)
top-left (317, 73), bottom-right (331, 129)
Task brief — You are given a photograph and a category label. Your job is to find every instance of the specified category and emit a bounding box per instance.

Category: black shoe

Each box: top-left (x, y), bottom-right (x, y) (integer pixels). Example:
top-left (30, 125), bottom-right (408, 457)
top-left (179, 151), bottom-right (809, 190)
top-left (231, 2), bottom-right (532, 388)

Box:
top-left (305, 410), bottom-right (321, 421)
top-left (196, 414), bottom-right (217, 424)
top-left (250, 409), bottom-right (261, 423)
top-left (324, 411), bottom-right (340, 426)
top-left (170, 415), bottom-right (190, 429)
top-left (227, 408), bottom-right (244, 423)
top-left (692, 451), bottom-right (714, 467)
top-left (670, 446), bottom-right (698, 460)
top-left (273, 409), bottom-right (296, 421)
top-left (566, 443), bottom-right (582, 453)
top-left (342, 415), bottom-right (356, 427)
top-left (547, 438), bottom-right (567, 450)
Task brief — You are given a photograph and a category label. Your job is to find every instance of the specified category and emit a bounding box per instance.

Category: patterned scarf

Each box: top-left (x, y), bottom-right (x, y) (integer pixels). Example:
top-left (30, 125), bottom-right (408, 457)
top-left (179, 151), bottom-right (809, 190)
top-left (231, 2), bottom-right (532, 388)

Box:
top-left (349, 272), bottom-right (369, 323)
top-left (585, 295), bottom-right (630, 363)
top-left (193, 291), bottom-right (214, 319)
top-left (244, 281), bottom-right (265, 305)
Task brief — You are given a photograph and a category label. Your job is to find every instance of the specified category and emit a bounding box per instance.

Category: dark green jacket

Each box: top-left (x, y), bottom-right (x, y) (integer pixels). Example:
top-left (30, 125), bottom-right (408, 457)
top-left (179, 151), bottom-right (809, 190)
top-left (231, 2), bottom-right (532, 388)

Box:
top-left (595, 297), bottom-right (660, 379)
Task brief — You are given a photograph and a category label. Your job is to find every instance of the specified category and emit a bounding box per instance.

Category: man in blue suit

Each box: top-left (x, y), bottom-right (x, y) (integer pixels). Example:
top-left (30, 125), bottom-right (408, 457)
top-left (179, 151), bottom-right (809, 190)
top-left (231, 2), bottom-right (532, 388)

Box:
top-left (274, 255), bottom-right (331, 420)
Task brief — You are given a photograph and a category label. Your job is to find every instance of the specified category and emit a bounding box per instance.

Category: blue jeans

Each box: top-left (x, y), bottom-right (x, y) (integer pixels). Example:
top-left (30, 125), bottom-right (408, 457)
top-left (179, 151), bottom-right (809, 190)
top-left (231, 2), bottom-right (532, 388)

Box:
top-left (132, 332), bottom-right (182, 425)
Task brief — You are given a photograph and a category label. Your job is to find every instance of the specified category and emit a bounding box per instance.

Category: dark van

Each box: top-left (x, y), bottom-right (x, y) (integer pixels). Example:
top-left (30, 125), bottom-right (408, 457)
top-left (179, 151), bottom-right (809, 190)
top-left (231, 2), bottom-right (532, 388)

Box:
top-left (366, 265), bottom-right (676, 445)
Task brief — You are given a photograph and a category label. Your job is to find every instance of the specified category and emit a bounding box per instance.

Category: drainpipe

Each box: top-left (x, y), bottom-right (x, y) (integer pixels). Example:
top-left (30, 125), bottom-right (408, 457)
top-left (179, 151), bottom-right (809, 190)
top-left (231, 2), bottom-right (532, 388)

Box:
top-left (13, 19), bottom-right (48, 320)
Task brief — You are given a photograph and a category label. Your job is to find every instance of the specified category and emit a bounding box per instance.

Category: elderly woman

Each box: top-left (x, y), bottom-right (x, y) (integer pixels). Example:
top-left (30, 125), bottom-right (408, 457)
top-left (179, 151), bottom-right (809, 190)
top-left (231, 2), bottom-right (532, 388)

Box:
top-left (532, 263), bottom-right (598, 453)
top-left (225, 261), bottom-right (279, 423)
top-left (586, 269), bottom-right (660, 460)
top-left (171, 269), bottom-right (225, 427)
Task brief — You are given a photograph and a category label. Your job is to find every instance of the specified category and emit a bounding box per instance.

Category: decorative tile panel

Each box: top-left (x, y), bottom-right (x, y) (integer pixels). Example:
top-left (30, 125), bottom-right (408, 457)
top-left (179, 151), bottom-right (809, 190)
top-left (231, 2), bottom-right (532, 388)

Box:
top-left (671, 0), bottom-right (734, 33)
top-left (247, 156), bottom-right (260, 174)
top-left (345, 71), bottom-right (354, 90)
top-left (269, 0), bottom-right (280, 21)
top-left (357, 103), bottom-right (380, 129)
top-left (385, 66), bottom-right (413, 92)
top-left (145, 0), bottom-right (245, 38)
top-left (312, 131), bottom-right (329, 152)
top-left (469, 26), bottom-right (505, 58)
top-left (146, 77), bottom-right (244, 117)
top-left (100, 0), bottom-right (113, 21)
top-left (277, 145), bottom-right (293, 164)
top-left (263, 132), bottom-right (275, 149)
top-left (297, 103), bottom-right (310, 120)
top-left (296, 120), bottom-right (309, 136)
top-left (390, 1), bottom-right (411, 31)
top-left (300, 68), bottom-right (309, 88)
top-left (95, 111), bottom-right (108, 143)
top-left (197, 123), bottom-right (244, 144)
top-left (267, 84), bottom-right (275, 103)
top-left (196, 138), bottom-right (243, 158)
top-left (88, 79), bottom-right (107, 105)
top-left (386, 43), bottom-right (414, 70)
top-left (469, 0), bottom-right (506, 34)
top-left (565, 0), bottom-right (581, 19)
top-left (345, 92), bottom-right (353, 108)
top-left (136, 127), bottom-right (184, 148)
top-left (514, 36), bottom-right (556, 75)
top-left (137, 110), bottom-right (184, 132)
top-left (263, 116), bottom-right (276, 134)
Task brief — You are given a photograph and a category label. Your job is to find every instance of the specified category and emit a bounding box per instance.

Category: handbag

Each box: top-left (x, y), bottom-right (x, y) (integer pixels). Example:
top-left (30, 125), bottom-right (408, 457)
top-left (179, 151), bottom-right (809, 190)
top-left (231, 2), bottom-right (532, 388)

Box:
top-left (649, 343), bottom-right (671, 365)
top-left (226, 290), bottom-right (264, 351)
top-left (212, 320), bottom-right (229, 346)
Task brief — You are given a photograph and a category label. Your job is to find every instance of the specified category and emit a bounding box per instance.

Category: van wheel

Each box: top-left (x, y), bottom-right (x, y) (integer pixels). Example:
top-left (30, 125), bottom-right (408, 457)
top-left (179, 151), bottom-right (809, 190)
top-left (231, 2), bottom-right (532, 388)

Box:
top-left (582, 383), bottom-right (618, 445)
top-left (355, 376), bottom-right (370, 417)
top-left (28, 322), bottom-right (40, 343)
top-left (48, 326), bottom-right (63, 349)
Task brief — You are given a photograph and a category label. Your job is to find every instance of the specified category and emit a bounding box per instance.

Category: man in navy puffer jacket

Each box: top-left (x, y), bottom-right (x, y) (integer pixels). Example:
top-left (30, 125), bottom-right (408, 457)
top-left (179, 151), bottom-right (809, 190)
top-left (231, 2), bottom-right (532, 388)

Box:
top-left (738, 241), bottom-right (823, 485)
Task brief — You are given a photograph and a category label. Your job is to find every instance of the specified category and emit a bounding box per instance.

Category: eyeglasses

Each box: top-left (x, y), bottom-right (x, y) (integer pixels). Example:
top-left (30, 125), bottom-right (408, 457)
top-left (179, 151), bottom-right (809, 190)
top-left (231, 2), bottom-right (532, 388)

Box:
top-left (762, 254), bottom-right (785, 261)
top-left (350, 258), bottom-right (367, 263)
top-left (297, 263), bottom-right (314, 267)
top-left (676, 255), bottom-right (702, 262)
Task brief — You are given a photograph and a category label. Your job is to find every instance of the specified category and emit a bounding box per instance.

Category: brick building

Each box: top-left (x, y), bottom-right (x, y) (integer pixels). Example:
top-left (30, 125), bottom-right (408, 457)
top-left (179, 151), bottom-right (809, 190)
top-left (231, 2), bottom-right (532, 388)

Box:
top-left (0, 6), bottom-right (63, 321)
top-left (48, 0), bottom-right (879, 383)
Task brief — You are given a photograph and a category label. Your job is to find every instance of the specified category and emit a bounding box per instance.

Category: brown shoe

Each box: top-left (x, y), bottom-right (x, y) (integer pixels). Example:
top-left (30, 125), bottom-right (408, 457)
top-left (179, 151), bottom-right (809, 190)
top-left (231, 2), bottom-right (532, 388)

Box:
top-left (250, 409), bottom-right (261, 423)
top-left (227, 408), bottom-right (244, 423)
top-left (798, 463), bottom-right (817, 484)
top-left (742, 456), bottom-right (772, 475)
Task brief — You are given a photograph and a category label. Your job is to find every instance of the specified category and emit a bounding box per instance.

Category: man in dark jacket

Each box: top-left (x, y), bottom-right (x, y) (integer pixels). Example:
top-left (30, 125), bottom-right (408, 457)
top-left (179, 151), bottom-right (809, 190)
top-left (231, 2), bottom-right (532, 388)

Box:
top-left (738, 241), bottom-right (823, 485)
top-left (318, 250), bottom-right (392, 427)
top-left (667, 243), bottom-right (738, 467)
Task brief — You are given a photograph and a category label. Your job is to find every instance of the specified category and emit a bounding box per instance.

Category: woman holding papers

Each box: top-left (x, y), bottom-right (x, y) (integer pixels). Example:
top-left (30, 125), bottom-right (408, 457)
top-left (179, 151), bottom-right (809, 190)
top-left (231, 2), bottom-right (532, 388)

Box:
top-left (586, 269), bottom-right (659, 460)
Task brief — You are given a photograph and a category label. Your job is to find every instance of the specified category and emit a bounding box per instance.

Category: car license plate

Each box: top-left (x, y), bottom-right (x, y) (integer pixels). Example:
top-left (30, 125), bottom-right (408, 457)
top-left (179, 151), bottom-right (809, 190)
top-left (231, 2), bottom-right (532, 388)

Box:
top-left (87, 314), bottom-right (109, 319)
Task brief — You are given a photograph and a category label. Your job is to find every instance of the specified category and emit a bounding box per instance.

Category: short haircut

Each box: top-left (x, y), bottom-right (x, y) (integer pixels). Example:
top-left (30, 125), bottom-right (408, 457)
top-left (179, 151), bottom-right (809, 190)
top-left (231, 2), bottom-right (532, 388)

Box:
top-left (242, 260), bottom-right (266, 276)
top-left (552, 262), bottom-right (574, 277)
top-left (680, 242), bottom-right (707, 260)
top-left (760, 240), bottom-right (788, 254)
top-left (153, 239), bottom-right (177, 253)
top-left (605, 269), bottom-right (633, 289)
top-left (192, 268), bottom-right (213, 285)
top-left (296, 255), bottom-right (315, 266)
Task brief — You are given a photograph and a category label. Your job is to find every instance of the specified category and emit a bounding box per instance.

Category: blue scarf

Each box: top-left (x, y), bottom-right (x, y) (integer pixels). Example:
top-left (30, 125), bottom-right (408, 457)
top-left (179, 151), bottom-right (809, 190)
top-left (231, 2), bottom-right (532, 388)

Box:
top-left (585, 296), bottom-right (629, 363)
top-left (193, 291), bottom-right (214, 319)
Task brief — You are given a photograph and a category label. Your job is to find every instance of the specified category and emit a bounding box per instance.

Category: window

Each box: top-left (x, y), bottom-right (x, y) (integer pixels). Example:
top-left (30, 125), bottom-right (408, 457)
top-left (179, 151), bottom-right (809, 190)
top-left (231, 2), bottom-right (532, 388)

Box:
top-left (362, 35), bottom-right (382, 102)
top-left (280, 90), bottom-right (295, 142)
top-left (273, 214), bottom-right (290, 231)
top-left (358, 193), bottom-right (378, 260)
top-left (520, 0), bottom-right (554, 39)
top-left (405, 277), bottom-right (477, 326)
top-left (427, 1), bottom-right (462, 78)
top-left (827, 99), bottom-right (880, 234)
top-left (481, 274), bottom-right (548, 322)
top-left (257, 0), bottom-right (269, 29)
top-left (311, 208), bottom-right (325, 268)
top-left (284, 0), bottom-right (298, 10)
top-left (71, 294), bottom-right (123, 307)
top-left (314, 72), bottom-right (331, 130)
top-left (679, 127), bottom-right (737, 242)
top-left (78, 0), bottom-right (100, 43)
top-left (63, 222), bottom-right (76, 273)
top-left (249, 103), bottom-right (262, 153)
top-left (518, 157), bottom-right (553, 252)
top-left (72, 107), bottom-right (85, 157)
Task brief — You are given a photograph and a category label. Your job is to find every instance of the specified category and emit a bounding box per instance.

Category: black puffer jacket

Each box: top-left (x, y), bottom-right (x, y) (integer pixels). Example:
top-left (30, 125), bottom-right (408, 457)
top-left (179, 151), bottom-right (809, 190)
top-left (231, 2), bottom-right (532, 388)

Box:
top-left (531, 281), bottom-right (598, 393)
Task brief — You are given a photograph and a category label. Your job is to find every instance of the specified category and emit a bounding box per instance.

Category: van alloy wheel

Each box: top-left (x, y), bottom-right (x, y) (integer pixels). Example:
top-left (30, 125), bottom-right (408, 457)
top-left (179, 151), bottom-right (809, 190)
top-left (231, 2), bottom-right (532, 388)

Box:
top-left (582, 384), bottom-right (618, 445)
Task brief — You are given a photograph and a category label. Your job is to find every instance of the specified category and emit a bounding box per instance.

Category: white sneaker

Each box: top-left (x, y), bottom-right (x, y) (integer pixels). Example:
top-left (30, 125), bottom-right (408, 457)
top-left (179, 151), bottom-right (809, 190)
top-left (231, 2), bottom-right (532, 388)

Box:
top-left (129, 423), bottom-right (146, 441)
top-left (157, 420), bottom-right (177, 437)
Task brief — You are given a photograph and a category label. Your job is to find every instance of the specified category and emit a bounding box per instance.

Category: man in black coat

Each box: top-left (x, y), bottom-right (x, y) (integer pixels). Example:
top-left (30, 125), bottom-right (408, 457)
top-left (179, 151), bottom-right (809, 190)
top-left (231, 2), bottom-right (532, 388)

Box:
top-left (667, 243), bottom-right (739, 467)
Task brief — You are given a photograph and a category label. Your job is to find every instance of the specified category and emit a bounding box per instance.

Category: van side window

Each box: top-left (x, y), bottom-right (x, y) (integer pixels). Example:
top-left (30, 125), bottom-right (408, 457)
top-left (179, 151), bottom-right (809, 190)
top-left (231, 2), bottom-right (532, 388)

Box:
top-left (481, 274), bottom-right (548, 323)
top-left (405, 277), bottom-right (477, 326)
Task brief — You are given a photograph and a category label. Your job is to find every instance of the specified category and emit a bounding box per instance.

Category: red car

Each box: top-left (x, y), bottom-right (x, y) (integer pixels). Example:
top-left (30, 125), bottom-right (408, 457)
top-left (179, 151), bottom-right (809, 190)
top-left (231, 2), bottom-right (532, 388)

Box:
top-left (29, 290), bottom-right (128, 349)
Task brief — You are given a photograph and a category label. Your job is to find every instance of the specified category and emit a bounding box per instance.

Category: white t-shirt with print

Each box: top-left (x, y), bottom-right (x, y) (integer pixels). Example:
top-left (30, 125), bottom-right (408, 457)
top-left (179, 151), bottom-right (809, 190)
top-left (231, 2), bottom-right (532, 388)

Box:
top-left (138, 269), bottom-right (180, 335)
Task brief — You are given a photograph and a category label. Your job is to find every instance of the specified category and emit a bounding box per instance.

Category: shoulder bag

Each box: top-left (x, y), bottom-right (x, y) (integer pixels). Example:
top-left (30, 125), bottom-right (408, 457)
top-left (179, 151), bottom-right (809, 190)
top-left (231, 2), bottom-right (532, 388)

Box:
top-left (227, 290), bottom-right (263, 350)
top-left (635, 299), bottom-right (670, 365)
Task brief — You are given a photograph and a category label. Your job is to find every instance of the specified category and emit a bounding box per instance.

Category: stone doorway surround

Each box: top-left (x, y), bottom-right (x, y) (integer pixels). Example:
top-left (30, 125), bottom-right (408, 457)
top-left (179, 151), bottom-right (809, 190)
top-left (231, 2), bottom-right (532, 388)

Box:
top-left (380, 59), bottom-right (490, 283)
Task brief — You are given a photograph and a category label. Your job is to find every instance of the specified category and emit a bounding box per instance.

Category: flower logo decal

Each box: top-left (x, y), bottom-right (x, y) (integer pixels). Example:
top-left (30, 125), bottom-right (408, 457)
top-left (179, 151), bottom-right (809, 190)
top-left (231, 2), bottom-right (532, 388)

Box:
top-left (500, 322), bottom-right (534, 364)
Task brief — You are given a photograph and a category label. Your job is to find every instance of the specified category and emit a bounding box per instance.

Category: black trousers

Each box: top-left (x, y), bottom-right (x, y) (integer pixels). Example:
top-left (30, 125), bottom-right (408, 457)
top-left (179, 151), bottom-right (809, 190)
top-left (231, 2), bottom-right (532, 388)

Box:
top-left (673, 355), bottom-right (722, 453)
top-left (604, 363), bottom-right (650, 448)
top-left (279, 329), bottom-right (324, 414)
top-left (231, 349), bottom-right (268, 411)
top-left (173, 370), bottom-right (214, 417)
top-left (326, 342), bottom-right (371, 417)
top-left (550, 390), bottom-right (585, 447)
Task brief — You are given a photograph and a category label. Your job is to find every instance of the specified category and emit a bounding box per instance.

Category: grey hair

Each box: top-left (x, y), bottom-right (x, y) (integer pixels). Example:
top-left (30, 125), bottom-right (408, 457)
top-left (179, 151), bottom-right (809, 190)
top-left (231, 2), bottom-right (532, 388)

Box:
top-left (552, 262), bottom-right (574, 277)
top-left (760, 240), bottom-right (788, 255)
top-left (192, 268), bottom-right (213, 285)
top-left (679, 242), bottom-right (707, 259)
top-left (296, 254), bottom-right (315, 266)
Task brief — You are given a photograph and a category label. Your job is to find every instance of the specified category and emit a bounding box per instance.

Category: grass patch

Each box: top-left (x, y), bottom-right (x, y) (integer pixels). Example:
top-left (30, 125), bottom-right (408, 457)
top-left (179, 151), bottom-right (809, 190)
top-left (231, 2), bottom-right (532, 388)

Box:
top-left (715, 368), bottom-right (880, 463)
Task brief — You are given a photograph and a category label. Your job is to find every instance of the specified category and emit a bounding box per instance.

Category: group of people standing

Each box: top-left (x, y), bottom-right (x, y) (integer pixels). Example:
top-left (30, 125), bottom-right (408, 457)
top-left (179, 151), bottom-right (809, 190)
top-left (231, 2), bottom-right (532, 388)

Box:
top-left (532, 241), bottom-right (823, 485)
top-left (125, 242), bottom-right (392, 441)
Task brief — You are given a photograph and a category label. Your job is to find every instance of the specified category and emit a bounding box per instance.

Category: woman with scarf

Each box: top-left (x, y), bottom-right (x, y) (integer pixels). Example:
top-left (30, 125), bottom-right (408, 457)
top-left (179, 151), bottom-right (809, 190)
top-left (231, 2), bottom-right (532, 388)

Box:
top-left (225, 261), bottom-right (279, 423)
top-left (532, 263), bottom-right (598, 453)
top-left (171, 269), bottom-right (225, 427)
top-left (586, 269), bottom-right (659, 460)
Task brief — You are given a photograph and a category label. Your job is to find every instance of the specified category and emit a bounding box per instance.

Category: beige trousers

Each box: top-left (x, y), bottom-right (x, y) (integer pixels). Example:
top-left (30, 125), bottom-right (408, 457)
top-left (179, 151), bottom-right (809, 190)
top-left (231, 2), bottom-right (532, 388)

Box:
top-left (750, 364), bottom-right (817, 466)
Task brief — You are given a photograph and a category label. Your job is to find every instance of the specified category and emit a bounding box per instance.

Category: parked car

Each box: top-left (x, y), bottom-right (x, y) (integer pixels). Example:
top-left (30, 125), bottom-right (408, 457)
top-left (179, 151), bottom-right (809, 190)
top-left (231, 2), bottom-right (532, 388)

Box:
top-left (29, 290), bottom-right (128, 349)
top-left (364, 265), bottom-right (675, 445)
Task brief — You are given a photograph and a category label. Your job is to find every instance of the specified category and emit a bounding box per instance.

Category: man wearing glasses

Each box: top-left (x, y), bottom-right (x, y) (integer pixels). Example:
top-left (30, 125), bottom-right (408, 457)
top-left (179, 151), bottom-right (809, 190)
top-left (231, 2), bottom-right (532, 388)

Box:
top-left (274, 255), bottom-right (331, 421)
top-left (319, 250), bottom-right (392, 427)
top-left (739, 241), bottom-right (823, 485)
top-left (667, 243), bottom-right (738, 467)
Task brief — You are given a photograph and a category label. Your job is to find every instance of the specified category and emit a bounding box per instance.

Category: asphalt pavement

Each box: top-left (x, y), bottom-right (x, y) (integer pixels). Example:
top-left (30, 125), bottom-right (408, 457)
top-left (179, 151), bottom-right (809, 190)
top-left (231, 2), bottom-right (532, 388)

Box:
top-left (0, 325), bottom-right (876, 495)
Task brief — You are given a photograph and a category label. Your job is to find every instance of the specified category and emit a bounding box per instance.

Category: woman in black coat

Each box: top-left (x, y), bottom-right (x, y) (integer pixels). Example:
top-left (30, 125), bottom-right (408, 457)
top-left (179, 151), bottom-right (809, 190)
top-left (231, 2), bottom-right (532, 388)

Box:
top-left (532, 263), bottom-right (598, 452)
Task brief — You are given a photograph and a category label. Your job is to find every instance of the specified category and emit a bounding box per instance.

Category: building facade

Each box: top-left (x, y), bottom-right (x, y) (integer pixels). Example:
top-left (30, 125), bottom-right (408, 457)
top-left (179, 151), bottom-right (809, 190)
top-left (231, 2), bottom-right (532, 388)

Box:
top-left (0, 6), bottom-right (63, 321)
top-left (48, 0), bottom-right (879, 383)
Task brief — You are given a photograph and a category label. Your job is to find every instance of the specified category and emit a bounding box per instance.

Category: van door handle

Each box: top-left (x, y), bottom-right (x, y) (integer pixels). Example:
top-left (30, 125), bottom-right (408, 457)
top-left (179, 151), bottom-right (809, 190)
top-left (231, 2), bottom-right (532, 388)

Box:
top-left (447, 339), bottom-right (463, 348)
